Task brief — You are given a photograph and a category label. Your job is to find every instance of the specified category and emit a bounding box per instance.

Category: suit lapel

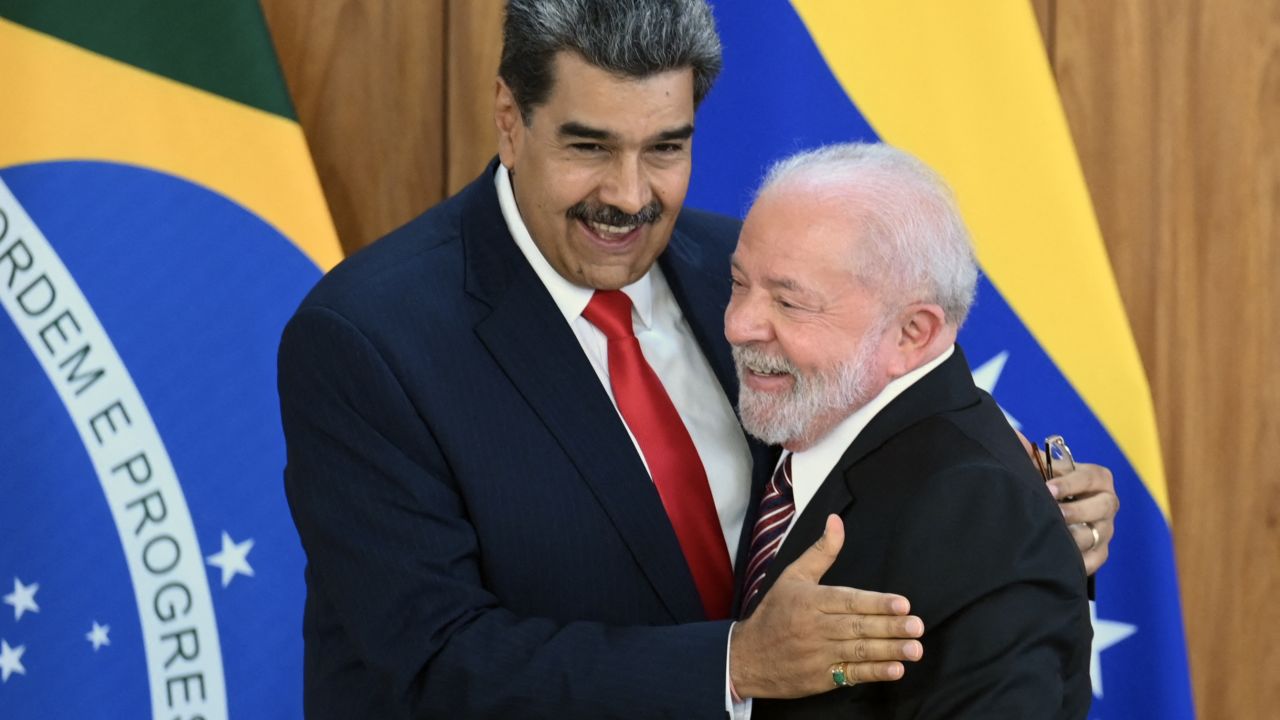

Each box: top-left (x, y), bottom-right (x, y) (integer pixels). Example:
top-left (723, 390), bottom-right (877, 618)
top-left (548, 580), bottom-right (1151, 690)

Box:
top-left (460, 162), bottom-right (705, 622)
top-left (747, 349), bottom-right (983, 607)
top-left (658, 227), bottom-right (736, 402)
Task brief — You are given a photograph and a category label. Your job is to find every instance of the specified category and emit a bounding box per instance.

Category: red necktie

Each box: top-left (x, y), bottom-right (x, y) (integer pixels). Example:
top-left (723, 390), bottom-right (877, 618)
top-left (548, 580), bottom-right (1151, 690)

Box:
top-left (582, 289), bottom-right (733, 619)
top-left (742, 453), bottom-right (794, 613)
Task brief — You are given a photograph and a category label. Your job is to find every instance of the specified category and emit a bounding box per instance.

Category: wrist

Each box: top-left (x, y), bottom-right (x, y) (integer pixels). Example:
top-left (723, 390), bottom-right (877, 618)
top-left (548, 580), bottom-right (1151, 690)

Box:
top-left (728, 620), bottom-right (758, 698)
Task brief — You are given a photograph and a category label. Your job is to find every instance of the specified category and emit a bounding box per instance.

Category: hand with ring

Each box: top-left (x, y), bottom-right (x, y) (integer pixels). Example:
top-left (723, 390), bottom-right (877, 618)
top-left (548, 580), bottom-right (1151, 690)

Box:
top-left (730, 515), bottom-right (924, 699)
top-left (1018, 432), bottom-right (1119, 575)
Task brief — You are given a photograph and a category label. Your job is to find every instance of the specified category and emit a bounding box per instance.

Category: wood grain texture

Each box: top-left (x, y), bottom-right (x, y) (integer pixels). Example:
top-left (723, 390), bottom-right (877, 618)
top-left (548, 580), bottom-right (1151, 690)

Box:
top-left (262, 0), bottom-right (446, 254)
top-left (446, 0), bottom-right (503, 193)
top-left (1050, 0), bottom-right (1280, 716)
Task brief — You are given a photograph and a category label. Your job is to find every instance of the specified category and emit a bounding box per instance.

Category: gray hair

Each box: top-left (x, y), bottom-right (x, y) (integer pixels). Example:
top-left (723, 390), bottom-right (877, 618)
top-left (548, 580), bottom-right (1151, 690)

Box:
top-left (500, 0), bottom-right (722, 123)
top-left (758, 143), bottom-right (979, 327)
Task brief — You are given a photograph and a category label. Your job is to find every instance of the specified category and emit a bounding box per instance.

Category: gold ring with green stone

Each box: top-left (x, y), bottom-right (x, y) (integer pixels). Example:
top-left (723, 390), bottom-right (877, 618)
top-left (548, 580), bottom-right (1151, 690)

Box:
top-left (831, 662), bottom-right (852, 688)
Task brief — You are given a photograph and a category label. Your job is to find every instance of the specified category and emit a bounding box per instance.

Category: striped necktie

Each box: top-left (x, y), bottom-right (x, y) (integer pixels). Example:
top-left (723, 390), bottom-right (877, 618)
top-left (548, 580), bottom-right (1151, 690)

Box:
top-left (742, 453), bottom-right (794, 612)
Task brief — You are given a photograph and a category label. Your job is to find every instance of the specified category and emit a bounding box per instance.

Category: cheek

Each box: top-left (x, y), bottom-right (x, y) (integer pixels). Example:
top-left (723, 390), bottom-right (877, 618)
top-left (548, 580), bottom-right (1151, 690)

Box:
top-left (776, 329), bottom-right (832, 372)
top-left (646, 160), bottom-right (691, 204)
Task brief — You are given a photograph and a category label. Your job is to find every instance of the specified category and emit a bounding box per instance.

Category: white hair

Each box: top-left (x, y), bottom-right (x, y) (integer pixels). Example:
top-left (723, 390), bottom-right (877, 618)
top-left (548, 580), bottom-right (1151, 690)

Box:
top-left (758, 142), bottom-right (979, 326)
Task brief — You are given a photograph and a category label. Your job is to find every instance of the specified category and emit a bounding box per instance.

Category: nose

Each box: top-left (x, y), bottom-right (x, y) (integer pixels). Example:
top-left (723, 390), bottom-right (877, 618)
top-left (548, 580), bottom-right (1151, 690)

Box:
top-left (724, 288), bottom-right (773, 348)
top-left (599, 153), bottom-right (651, 215)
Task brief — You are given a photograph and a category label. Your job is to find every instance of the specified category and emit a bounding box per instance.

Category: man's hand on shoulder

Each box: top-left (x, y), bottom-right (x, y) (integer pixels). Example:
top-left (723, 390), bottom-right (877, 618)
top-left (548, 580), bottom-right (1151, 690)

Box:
top-left (1015, 430), bottom-right (1119, 575)
top-left (1048, 463), bottom-right (1117, 575)
top-left (729, 515), bottom-right (924, 699)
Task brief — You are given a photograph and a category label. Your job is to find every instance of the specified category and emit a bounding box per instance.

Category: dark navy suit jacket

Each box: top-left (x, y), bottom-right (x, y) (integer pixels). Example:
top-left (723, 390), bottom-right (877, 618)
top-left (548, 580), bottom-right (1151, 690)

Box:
top-left (278, 161), bottom-right (773, 719)
top-left (750, 348), bottom-right (1093, 719)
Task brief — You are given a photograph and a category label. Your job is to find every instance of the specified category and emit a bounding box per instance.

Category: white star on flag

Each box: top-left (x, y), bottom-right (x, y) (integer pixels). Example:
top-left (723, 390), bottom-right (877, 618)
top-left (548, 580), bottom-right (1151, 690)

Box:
top-left (3, 577), bottom-right (40, 621)
top-left (971, 351), bottom-right (1021, 430)
top-left (1090, 600), bottom-right (1138, 698)
top-left (0, 639), bottom-right (26, 682)
top-left (86, 621), bottom-right (111, 651)
top-left (206, 531), bottom-right (255, 588)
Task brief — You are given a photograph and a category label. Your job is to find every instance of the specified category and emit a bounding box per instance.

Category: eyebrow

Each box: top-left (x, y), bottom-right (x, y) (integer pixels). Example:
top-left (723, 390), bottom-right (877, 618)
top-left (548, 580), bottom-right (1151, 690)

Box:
top-left (557, 122), bottom-right (695, 144)
top-left (558, 121), bottom-right (613, 141)
top-left (654, 124), bottom-right (695, 142)
top-left (731, 257), bottom-right (805, 293)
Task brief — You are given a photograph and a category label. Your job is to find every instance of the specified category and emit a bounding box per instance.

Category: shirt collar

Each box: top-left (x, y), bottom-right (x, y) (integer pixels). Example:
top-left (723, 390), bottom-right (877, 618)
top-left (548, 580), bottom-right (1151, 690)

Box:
top-left (495, 164), bottom-right (655, 329)
top-left (790, 344), bottom-right (956, 514)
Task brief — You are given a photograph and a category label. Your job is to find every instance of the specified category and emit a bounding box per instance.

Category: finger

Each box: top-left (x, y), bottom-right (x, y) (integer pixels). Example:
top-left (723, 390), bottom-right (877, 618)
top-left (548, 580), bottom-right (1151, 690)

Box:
top-left (812, 585), bottom-right (911, 616)
top-left (839, 660), bottom-right (906, 685)
top-left (1059, 491), bottom-right (1118, 526)
top-left (818, 612), bottom-right (924, 640)
top-left (780, 514), bottom-right (845, 583)
top-left (837, 638), bottom-right (924, 664)
top-left (1083, 541), bottom-right (1109, 575)
top-left (1047, 463), bottom-right (1115, 499)
top-left (1067, 522), bottom-right (1098, 554)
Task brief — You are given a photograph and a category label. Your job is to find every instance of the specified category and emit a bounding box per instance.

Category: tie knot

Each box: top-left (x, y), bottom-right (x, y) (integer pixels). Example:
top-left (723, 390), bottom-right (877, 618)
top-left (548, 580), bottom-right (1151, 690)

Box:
top-left (582, 290), bottom-right (636, 341)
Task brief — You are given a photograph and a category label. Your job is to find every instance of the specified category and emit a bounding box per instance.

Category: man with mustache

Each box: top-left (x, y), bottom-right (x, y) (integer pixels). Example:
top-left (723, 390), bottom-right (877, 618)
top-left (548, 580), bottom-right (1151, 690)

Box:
top-left (728, 143), bottom-right (1091, 718)
top-left (277, 1), bottom-right (1115, 717)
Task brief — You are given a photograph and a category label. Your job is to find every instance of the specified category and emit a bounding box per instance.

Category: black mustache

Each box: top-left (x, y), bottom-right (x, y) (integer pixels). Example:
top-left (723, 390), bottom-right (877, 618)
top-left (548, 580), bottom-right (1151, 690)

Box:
top-left (567, 201), bottom-right (663, 227)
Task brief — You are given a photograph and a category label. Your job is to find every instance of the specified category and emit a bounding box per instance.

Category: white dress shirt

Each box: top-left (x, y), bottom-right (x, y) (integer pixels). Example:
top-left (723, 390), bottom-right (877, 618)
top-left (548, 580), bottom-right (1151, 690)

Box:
top-left (495, 164), bottom-right (753, 564)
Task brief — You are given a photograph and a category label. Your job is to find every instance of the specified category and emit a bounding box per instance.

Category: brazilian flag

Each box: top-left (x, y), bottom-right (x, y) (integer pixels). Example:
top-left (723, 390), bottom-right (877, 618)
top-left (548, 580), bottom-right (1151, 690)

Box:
top-left (0, 1), bottom-right (338, 717)
top-left (693, 3), bottom-right (1195, 718)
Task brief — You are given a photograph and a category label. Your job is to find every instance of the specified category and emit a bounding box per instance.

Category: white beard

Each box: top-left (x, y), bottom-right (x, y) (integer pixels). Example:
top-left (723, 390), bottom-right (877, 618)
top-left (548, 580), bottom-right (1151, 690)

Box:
top-left (733, 326), bottom-right (885, 447)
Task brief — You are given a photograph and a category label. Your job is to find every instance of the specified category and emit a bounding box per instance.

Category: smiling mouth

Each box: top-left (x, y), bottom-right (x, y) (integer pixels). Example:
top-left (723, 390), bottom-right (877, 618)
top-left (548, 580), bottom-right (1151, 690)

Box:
top-left (568, 201), bottom-right (662, 245)
top-left (586, 220), bottom-right (640, 238)
top-left (741, 358), bottom-right (796, 383)
top-left (734, 346), bottom-right (797, 386)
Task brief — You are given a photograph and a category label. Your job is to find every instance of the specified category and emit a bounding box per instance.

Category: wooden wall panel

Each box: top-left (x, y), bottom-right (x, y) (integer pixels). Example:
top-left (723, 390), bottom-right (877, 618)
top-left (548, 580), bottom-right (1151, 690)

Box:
top-left (262, 0), bottom-right (446, 254)
top-left (1048, 0), bottom-right (1280, 716)
top-left (445, 1), bottom-right (503, 193)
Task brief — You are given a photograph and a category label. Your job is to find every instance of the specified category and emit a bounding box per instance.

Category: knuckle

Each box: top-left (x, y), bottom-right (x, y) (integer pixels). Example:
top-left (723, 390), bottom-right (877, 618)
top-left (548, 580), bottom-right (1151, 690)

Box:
top-left (854, 640), bottom-right (870, 661)
top-left (851, 615), bottom-right (867, 638)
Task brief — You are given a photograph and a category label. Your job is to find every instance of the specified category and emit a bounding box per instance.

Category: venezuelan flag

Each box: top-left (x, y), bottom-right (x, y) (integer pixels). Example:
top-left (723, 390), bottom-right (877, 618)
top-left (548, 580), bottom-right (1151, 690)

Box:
top-left (0, 1), bottom-right (337, 716)
top-left (690, 3), bottom-right (1195, 718)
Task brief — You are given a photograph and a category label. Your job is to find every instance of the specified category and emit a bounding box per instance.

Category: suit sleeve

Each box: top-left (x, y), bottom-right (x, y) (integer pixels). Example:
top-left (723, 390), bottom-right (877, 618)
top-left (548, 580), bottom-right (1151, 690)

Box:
top-left (278, 305), bottom-right (732, 719)
top-left (881, 464), bottom-right (1092, 719)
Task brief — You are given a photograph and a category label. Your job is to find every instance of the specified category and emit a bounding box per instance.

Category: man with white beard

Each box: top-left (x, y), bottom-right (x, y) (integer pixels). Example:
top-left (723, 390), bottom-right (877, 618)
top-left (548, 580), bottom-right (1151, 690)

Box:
top-left (724, 143), bottom-right (1092, 719)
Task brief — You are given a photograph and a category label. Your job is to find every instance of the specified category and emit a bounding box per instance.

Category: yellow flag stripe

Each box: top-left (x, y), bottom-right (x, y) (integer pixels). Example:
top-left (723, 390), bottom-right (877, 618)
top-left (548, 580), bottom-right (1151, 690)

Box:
top-left (0, 18), bottom-right (341, 272)
top-left (790, 1), bottom-right (1169, 519)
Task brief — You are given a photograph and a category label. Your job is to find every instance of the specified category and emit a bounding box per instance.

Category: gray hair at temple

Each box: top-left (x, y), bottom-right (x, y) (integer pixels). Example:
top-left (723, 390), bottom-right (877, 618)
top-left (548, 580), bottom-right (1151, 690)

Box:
top-left (500, 0), bottom-right (723, 123)
top-left (758, 142), bottom-right (980, 327)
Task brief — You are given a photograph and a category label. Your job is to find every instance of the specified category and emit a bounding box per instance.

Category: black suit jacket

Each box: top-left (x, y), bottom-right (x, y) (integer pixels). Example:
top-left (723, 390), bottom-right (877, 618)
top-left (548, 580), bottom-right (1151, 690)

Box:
top-left (752, 347), bottom-right (1092, 719)
top-left (278, 161), bottom-right (775, 718)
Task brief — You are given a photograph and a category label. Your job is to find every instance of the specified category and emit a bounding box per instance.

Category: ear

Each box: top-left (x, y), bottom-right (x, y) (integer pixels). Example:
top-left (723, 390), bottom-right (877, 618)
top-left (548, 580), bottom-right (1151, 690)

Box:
top-left (884, 303), bottom-right (949, 376)
top-left (494, 77), bottom-right (524, 169)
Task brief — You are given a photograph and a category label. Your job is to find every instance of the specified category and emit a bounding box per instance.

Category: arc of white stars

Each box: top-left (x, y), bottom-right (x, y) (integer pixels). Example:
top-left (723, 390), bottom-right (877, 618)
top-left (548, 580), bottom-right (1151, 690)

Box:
top-left (86, 621), bottom-right (111, 651)
top-left (1090, 600), bottom-right (1138, 698)
top-left (3, 577), bottom-right (40, 622)
top-left (206, 531), bottom-right (255, 588)
top-left (0, 639), bottom-right (25, 682)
